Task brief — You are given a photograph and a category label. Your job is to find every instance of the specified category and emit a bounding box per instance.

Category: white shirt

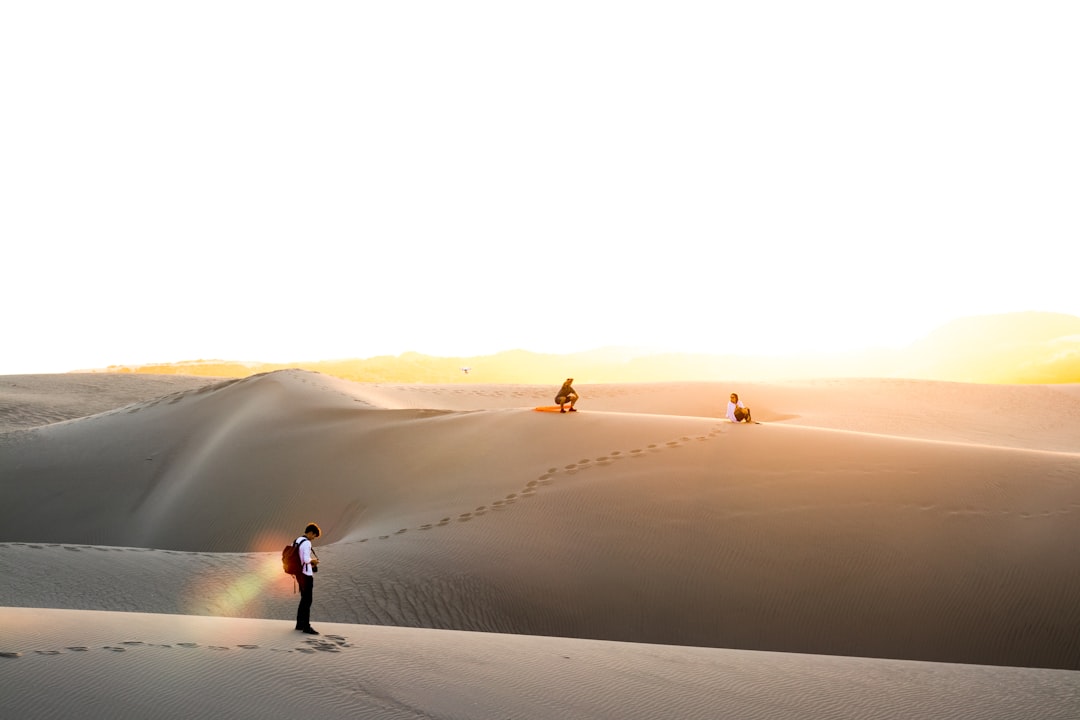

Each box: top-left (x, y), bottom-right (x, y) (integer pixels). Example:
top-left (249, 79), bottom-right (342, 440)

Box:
top-left (726, 400), bottom-right (746, 422)
top-left (295, 536), bottom-right (314, 576)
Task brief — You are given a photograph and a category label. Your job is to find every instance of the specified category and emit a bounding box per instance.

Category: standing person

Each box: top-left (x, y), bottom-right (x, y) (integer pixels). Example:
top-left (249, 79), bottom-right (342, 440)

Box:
top-left (555, 378), bottom-right (579, 413)
top-left (294, 522), bottom-right (321, 635)
top-left (726, 393), bottom-right (752, 423)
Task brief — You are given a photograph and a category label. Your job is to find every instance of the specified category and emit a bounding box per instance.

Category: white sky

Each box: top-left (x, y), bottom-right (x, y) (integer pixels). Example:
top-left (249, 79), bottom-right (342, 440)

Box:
top-left (3, 2), bottom-right (1078, 374)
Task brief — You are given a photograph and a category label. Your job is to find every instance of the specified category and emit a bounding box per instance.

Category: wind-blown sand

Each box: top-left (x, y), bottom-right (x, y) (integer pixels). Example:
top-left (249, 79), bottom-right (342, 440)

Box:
top-left (2, 370), bottom-right (1079, 718)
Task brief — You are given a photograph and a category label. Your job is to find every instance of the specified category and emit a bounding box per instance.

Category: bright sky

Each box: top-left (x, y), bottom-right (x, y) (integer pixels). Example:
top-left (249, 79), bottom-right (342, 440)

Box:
top-left (3, 2), bottom-right (1078, 374)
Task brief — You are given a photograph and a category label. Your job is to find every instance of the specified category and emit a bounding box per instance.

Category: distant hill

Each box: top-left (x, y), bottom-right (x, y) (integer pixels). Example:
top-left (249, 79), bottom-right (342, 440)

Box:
top-left (83, 348), bottom-right (902, 384)
top-left (82, 312), bottom-right (1080, 384)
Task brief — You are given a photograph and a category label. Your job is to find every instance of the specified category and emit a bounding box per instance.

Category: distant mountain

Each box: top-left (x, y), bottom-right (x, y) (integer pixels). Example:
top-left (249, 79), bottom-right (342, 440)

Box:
top-left (83, 312), bottom-right (1080, 384)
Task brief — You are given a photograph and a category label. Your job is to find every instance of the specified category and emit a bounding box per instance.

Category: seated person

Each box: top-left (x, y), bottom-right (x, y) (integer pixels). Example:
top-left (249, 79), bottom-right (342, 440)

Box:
top-left (726, 393), bottom-right (752, 423)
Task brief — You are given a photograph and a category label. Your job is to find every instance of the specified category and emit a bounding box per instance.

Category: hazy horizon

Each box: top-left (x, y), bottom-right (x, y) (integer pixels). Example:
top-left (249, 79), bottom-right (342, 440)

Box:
top-left (6, 310), bottom-right (1068, 386)
top-left (4, 3), bottom-right (1078, 376)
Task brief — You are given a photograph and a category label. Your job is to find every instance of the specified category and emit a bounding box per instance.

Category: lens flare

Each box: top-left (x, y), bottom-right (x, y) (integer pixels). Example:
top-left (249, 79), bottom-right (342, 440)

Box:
top-left (182, 553), bottom-right (285, 617)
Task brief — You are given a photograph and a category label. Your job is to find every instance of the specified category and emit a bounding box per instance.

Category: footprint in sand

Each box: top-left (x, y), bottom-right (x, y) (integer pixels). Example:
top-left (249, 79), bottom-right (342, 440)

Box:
top-left (376, 424), bottom-right (727, 541)
top-left (177, 643), bottom-right (198, 648)
top-left (67, 647), bottom-right (89, 652)
top-left (34, 650), bottom-right (62, 655)
top-left (103, 646), bottom-right (126, 652)
top-left (237, 645), bottom-right (259, 650)
top-left (1, 652), bottom-right (22, 659)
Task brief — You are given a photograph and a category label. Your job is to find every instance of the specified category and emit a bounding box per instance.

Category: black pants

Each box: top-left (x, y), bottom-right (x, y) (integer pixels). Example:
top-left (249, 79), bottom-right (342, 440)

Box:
top-left (295, 573), bottom-right (314, 629)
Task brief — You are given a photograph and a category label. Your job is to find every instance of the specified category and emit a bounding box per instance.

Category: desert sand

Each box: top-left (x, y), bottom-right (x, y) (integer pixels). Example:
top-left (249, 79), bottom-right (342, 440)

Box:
top-left (2, 370), bottom-right (1079, 718)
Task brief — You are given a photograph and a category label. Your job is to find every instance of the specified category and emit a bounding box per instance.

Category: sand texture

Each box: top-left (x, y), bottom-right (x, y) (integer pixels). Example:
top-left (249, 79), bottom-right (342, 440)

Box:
top-left (2, 370), bottom-right (1079, 718)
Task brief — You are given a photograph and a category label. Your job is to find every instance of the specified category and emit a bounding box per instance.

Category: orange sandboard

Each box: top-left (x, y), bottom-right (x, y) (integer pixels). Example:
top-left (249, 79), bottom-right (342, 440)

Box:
top-left (534, 406), bottom-right (572, 413)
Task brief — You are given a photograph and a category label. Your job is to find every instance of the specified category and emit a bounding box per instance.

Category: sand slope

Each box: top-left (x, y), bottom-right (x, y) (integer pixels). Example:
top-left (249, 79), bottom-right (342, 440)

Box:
top-left (0, 373), bottom-right (222, 433)
top-left (2, 607), bottom-right (1078, 720)
top-left (2, 370), bottom-right (1078, 675)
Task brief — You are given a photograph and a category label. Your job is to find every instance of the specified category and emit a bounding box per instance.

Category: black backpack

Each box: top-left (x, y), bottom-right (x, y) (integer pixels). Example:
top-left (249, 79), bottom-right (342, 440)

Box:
top-left (281, 537), bottom-right (306, 575)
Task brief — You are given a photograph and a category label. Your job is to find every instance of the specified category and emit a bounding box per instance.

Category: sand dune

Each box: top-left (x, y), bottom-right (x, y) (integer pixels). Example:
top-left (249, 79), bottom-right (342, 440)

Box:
top-left (3, 607), bottom-right (1078, 720)
top-left (0, 373), bottom-right (222, 433)
top-left (2, 370), bottom-right (1079, 718)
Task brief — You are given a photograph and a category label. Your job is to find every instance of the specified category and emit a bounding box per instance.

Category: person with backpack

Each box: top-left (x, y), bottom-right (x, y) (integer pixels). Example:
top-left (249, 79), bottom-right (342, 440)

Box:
top-left (291, 522), bottom-right (321, 635)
